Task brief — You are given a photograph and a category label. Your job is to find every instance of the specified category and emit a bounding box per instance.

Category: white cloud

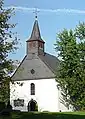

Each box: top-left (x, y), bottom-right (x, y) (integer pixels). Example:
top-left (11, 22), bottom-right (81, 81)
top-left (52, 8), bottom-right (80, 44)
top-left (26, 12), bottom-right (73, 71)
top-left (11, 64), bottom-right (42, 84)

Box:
top-left (4, 6), bottom-right (85, 14)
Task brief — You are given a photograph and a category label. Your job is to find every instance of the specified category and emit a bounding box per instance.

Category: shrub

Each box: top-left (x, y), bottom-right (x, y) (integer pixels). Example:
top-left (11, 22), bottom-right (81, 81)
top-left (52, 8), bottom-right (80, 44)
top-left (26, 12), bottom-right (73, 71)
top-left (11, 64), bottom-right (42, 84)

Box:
top-left (7, 101), bottom-right (12, 111)
top-left (35, 103), bottom-right (38, 111)
top-left (0, 102), bottom-right (6, 112)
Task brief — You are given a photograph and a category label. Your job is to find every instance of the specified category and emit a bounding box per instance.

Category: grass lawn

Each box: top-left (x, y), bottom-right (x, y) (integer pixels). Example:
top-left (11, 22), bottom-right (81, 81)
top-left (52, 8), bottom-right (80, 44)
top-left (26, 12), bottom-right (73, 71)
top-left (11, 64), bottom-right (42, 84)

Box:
top-left (0, 112), bottom-right (85, 119)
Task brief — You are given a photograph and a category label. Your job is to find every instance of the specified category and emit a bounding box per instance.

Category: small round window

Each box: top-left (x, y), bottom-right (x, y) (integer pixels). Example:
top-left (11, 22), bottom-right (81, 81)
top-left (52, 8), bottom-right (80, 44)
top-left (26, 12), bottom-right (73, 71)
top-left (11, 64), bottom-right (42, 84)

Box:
top-left (30, 69), bottom-right (35, 74)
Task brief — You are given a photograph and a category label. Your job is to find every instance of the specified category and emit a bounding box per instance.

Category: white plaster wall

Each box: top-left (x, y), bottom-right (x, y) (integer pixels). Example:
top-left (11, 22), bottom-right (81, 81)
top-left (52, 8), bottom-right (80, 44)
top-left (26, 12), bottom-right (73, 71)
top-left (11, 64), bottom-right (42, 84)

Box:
top-left (10, 78), bottom-right (71, 112)
top-left (58, 88), bottom-right (73, 112)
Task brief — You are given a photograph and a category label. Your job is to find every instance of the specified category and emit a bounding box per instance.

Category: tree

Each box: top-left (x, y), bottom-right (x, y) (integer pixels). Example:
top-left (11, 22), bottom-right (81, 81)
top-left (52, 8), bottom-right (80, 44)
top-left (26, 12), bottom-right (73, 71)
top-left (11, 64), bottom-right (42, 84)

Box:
top-left (0, 0), bottom-right (19, 103)
top-left (55, 22), bottom-right (85, 111)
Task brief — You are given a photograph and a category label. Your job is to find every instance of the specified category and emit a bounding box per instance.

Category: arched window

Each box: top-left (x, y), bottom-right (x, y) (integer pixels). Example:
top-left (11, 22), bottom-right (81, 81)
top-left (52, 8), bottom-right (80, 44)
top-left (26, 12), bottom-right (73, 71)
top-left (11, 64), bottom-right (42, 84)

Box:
top-left (30, 83), bottom-right (35, 95)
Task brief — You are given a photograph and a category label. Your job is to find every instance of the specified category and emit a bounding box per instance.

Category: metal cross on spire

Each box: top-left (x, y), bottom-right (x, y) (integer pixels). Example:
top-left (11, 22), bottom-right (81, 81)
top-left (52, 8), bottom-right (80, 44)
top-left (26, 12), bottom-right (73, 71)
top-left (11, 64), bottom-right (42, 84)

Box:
top-left (33, 8), bottom-right (40, 20)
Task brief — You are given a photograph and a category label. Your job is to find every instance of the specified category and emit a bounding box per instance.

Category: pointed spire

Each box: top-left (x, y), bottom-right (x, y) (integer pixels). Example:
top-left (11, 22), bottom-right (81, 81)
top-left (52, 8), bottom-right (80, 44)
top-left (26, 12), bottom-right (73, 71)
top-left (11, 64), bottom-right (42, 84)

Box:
top-left (26, 13), bottom-right (45, 55)
top-left (30, 19), bottom-right (42, 40)
top-left (28, 11), bottom-right (44, 42)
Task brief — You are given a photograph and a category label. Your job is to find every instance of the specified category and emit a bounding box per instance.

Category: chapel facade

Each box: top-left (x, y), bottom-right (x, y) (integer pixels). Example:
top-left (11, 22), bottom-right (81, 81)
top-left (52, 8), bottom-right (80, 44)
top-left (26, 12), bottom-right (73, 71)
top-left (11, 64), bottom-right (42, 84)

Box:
top-left (10, 16), bottom-right (72, 112)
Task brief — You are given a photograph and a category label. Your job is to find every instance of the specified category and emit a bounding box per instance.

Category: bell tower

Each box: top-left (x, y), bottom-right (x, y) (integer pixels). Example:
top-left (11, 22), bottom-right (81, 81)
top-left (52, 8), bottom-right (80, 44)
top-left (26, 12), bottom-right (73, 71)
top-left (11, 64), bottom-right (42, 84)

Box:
top-left (26, 15), bottom-right (45, 56)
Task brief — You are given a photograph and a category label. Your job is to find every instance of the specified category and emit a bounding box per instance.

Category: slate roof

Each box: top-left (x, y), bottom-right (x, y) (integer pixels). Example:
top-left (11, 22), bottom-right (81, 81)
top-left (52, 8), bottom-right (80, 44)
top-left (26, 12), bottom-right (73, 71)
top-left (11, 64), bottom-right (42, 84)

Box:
top-left (39, 53), bottom-right (59, 74)
top-left (27, 19), bottom-right (44, 43)
top-left (11, 53), bottom-right (59, 81)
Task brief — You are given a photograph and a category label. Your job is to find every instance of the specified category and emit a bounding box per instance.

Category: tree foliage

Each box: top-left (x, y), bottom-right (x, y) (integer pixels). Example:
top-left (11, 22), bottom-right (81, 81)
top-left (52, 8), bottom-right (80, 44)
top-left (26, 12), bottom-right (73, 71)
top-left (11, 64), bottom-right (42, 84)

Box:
top-left (55, 22), bottom-right (85, 111)
top-left (0, 0), bottom-right (18, 103)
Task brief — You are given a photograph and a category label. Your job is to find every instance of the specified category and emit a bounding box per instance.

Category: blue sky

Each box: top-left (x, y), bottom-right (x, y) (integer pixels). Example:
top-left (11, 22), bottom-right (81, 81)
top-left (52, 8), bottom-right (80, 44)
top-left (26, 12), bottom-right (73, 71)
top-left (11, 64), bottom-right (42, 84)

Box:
top-left (4, 0), bottom-right (85, 61)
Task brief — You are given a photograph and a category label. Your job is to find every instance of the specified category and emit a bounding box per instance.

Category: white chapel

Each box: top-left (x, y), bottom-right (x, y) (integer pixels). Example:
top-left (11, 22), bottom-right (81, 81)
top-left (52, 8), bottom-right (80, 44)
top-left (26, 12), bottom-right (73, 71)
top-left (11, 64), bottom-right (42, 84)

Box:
top-left (10, 16), bottom-right (72, 112)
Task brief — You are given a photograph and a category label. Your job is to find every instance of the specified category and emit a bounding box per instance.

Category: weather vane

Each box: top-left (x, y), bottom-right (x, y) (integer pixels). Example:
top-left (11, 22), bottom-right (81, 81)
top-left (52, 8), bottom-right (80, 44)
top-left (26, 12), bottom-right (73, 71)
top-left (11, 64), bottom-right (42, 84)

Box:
top-left (33, 7), bottom-right (40, 20)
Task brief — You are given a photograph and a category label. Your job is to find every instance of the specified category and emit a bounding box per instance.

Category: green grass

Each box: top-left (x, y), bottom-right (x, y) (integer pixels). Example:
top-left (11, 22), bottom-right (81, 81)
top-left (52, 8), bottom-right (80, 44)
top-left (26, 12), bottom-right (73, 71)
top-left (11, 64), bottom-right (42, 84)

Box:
top-left (0, 112), bottom-right (85, 119)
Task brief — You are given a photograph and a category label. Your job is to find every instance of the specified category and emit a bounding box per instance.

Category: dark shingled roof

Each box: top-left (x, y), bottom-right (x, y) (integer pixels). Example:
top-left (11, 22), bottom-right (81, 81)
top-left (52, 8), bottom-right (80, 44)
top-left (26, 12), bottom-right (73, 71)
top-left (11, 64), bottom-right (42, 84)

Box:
top-left (27, 19), bottom-right (44, 43)
top-left (39, 53), bottom-right (60, 74)
top-left (11, 53), bottom-right (60, 81)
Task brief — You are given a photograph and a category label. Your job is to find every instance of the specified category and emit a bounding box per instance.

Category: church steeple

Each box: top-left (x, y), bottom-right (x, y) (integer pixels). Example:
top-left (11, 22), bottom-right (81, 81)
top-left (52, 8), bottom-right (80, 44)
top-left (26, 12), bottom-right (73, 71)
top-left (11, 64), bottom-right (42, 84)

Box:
top-left (26, 16), bottom-right (45, 55)
top-left (30, 19), bottom-right (42, 41)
